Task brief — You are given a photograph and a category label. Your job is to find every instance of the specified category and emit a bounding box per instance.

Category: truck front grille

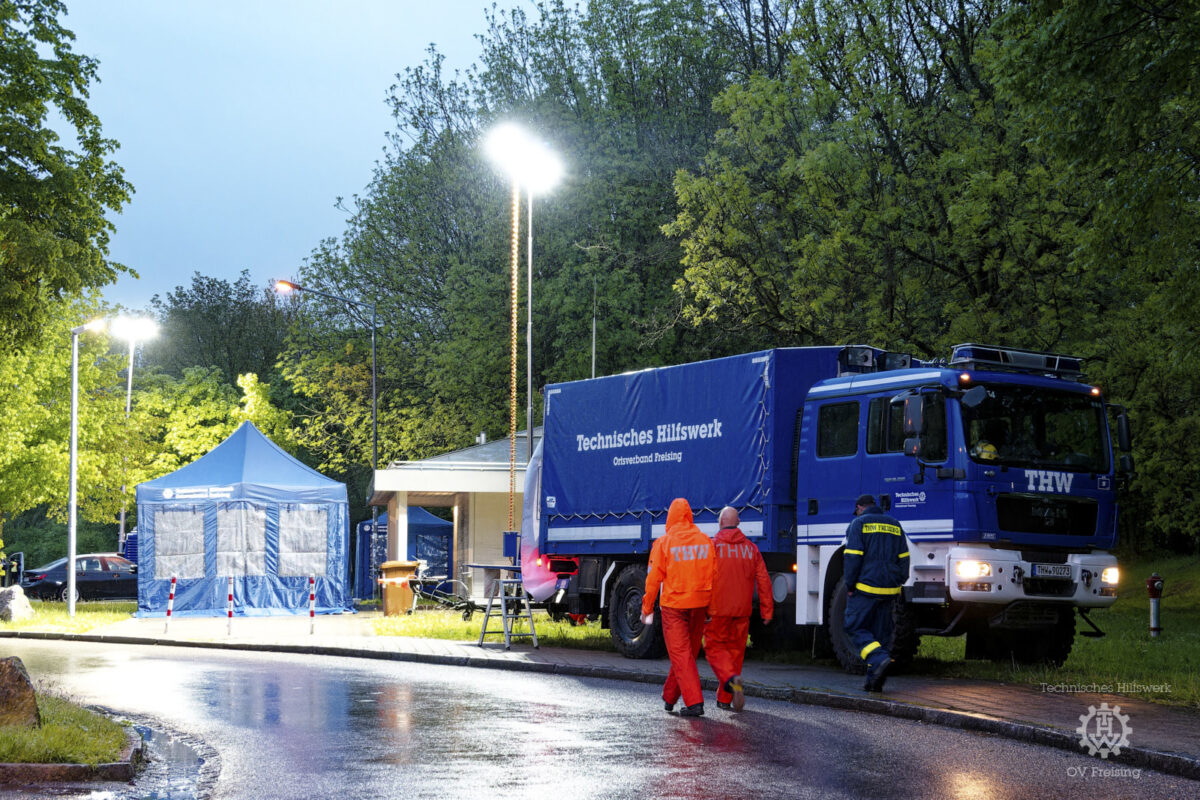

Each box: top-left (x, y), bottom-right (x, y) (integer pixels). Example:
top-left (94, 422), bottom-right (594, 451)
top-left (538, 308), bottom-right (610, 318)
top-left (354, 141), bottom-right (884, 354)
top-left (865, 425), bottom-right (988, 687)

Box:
top-left (997, 494), bottom-right (1097, 537)
top-left (1023, 578), bottom-right (1077, 597)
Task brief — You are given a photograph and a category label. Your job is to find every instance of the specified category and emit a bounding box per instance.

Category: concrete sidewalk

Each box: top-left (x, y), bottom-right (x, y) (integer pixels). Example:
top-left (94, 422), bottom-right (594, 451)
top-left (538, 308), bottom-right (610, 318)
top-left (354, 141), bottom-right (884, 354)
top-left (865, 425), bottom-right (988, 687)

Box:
top-left (7, 612), bottom-right (1199, 780)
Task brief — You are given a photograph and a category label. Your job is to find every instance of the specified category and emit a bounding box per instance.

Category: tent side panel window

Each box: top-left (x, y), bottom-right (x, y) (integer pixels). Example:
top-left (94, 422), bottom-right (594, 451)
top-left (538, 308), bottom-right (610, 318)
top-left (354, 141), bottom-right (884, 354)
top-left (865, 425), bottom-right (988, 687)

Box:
top-left (154, 508), bottom-right (205, 579)
top-left (217, 504), bottom-right (267, 576)
top-left (279, 505), bottom-right (328, 577)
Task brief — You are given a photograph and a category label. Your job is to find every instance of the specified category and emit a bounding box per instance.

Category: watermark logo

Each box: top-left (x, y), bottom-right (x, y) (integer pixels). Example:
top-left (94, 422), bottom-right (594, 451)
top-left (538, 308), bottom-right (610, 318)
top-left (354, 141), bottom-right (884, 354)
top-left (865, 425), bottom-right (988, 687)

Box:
top-left (1076, 702), bottom-right (1131, 759)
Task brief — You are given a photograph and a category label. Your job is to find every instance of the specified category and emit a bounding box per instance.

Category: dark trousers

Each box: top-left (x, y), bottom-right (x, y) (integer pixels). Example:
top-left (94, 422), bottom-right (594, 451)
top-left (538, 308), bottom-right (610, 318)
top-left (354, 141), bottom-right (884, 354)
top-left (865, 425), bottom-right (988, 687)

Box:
top-left (844, 592), bottom-right (893, 670)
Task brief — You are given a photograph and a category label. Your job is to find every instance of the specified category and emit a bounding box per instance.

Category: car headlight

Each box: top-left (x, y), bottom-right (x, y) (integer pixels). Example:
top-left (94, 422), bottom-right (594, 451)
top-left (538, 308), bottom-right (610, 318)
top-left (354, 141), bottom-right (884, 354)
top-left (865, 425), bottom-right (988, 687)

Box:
top-left (1101, 567), bottom-right (1119, 585)
top-left (955, 560), bottom-right (992, 579)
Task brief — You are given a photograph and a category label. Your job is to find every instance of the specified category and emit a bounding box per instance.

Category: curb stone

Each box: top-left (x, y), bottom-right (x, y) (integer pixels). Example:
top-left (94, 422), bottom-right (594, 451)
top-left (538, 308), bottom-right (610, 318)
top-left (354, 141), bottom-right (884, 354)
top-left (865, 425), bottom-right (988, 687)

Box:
top-left (4, 629), bottom-right (1199, 782)
top-left (0, 719), bottom-right (143, 784)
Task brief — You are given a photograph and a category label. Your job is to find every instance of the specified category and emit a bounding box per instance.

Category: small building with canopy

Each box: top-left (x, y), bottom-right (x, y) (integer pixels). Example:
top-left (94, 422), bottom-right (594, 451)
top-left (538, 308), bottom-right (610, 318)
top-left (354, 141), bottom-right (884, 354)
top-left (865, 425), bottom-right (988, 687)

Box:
top-left (135, 422), bottom-right (351, 616)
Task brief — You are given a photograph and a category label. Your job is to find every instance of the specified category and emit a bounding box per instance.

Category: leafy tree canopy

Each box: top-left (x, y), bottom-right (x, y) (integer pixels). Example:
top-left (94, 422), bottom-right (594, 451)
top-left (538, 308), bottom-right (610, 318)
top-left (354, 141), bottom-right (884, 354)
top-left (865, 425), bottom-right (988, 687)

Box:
top-left (145, 270), bottom-right (298, 385)
top-left (665, 0), bottom-right (1197, 546)
top-left (0, 295), bottom-right (136, 551)
top-left (286, 0), bottom-right (771, 476)
top-left (0, 0), bottom-right (131, 348)
top-left (129, 367), bottom-right (296, 483)
top-left (989, 0), bottom-right (1200, 549)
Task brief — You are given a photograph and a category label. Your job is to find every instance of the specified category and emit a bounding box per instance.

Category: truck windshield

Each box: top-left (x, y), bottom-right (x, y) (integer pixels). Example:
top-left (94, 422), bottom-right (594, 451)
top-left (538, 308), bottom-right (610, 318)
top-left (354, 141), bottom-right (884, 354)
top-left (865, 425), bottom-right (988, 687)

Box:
top-left (961, 384), bottom-right (1109, 472)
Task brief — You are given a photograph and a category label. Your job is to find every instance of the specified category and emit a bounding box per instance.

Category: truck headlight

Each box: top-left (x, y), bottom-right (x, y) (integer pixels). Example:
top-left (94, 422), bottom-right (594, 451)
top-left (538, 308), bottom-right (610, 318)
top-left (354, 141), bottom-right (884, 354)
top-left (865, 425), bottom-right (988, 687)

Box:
top-left (954, 560), bottom-right (992, 579)
top-left (1101, 567), bottom-right (1119, 585)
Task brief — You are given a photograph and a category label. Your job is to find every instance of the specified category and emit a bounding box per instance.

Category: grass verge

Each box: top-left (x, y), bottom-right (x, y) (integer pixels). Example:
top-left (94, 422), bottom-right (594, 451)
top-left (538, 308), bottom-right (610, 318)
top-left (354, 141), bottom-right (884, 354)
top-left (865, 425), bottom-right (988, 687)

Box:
top-left (911, 554), bottom-right (1200, 708)
top-left (0, 693), bottom-right (127, 765)
top-left (0, 601), bottom-right (136, 634)
top-left (374, 602), bottom-right (611, 650)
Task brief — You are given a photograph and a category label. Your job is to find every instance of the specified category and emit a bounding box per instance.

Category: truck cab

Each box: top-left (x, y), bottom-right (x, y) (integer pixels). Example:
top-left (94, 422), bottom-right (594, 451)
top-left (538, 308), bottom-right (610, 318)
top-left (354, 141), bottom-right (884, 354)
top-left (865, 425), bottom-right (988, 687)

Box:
top-left (796, 344), bottom-right (1131, 667)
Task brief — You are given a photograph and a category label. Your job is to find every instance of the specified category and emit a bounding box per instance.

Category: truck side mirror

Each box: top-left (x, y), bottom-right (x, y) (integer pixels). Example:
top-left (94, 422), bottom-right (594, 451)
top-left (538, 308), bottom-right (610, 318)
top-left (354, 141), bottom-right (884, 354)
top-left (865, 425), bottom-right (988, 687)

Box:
top-left (1119, 453), bottom-right (1135, 475)
top-left (903, 437), bottom-right (923, 458)
top-left (903, 395), bottom-right (925, 436)
top-left (961, 385), bottom-right (986, 409)
top-left (1117, 412), bottom-right (1132, 453)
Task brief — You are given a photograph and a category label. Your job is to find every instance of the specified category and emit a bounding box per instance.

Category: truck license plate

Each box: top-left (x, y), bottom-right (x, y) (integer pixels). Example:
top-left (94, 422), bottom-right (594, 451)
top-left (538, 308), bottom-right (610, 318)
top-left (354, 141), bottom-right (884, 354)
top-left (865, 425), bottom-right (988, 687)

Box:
top-left (1032, 563), bottom-right (1071, 578)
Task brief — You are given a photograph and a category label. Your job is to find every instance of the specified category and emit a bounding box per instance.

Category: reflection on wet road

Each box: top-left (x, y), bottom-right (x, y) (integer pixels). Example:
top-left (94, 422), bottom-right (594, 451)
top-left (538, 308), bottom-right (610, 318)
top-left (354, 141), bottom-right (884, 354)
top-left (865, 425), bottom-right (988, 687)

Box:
top-left (3, 641), bottom-right (1195, 799)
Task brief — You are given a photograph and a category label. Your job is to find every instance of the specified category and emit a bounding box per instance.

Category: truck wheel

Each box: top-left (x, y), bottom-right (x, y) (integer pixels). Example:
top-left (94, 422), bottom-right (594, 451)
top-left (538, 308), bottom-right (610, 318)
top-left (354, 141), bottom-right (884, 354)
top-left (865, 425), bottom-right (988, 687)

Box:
top-left (748, 602), bottom-right (800, 652)
top-left (828, 578), bottom-right (917, 673)
top-left (828, 578), bottom-right (867, 674)
top-left (609, 565), bottom-right (665, 659)
top-left (888, 599), bottom-right (920, 671)
top-left (1042, 608), bottom-right (1077, 666)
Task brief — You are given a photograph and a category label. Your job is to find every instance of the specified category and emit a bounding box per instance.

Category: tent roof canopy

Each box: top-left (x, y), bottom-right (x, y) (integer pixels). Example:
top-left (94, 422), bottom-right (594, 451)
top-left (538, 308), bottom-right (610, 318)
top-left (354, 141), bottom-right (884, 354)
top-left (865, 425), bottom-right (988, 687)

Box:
top-left (138, 422), bottom-right (346, 503)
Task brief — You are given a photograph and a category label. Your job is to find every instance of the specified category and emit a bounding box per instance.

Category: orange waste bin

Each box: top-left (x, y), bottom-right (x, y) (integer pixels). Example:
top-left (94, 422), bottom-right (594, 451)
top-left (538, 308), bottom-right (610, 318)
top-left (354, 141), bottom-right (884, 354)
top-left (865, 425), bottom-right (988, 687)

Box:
top-left (380, 560), bottom-right (419, 616)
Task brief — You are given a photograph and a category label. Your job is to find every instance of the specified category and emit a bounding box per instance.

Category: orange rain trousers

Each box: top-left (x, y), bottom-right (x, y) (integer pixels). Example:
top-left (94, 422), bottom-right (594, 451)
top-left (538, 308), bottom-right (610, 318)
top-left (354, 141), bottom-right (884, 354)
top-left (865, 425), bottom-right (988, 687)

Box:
top-left (704, 615), bottom-right (750, 705)
top-left (661, 605), bottom-right (707, 708)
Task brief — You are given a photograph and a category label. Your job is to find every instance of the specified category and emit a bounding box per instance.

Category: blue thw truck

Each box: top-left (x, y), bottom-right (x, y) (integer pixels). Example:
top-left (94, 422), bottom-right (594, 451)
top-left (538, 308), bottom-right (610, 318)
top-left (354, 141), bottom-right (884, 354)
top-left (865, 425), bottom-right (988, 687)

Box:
top-left (522, 344), bottom-right (1133, 668)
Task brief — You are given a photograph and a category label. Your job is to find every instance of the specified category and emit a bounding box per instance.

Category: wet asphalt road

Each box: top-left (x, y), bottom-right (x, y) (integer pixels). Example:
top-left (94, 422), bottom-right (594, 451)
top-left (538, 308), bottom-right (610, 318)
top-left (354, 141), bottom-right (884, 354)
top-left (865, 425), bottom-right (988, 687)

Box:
top-left (3, 640), bottom-right (1196, 800)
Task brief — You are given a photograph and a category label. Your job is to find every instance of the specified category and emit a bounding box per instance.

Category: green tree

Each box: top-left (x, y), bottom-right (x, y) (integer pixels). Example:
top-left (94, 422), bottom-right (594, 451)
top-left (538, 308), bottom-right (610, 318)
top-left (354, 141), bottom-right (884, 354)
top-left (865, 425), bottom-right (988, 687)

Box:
top-left (990, 0), bottom-right (1200, 548)
top-left (0, 0), bottom-right (132, 348)
top-left (288, 0), bottom-right (752, 479)
top-left (129, 367), bottom-right (296, 483)
top-left (145, 270), bottom-right (297, 385)
top-left (667, 0), bottom-right (1106, 355)
top-left (0, 296), bottom-right (134, 551)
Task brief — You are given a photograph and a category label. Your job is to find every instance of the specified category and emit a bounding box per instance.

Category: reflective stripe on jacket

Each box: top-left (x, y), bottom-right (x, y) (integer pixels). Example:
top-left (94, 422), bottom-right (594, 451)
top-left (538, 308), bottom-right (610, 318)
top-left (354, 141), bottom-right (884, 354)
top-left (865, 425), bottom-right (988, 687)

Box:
top-left (843, 506), bottom-right (910, 594)
top-left (643, 498), bottom-right (714, 613)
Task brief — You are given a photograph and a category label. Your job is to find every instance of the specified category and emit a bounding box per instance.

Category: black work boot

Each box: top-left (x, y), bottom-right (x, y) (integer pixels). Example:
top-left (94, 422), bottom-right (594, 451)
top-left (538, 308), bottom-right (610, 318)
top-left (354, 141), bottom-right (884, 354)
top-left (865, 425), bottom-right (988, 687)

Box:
top-left (866, 658), bottom-right (893, 692)
top-left (678, 703), bottom-right (705, 717)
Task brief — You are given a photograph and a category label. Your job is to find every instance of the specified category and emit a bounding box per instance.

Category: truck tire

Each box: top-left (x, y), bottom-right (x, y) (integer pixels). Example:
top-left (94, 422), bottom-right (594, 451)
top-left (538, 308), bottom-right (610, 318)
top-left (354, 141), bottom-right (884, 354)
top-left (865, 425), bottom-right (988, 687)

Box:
top-left (987, 608), bottom-right (1076, 666)
top-left (609, 565), bottom-right (666, 659)
top-left (889, 599), bottom-right (920, 671)
top-left (828, 578), bottom-right (867, 674)
top-left (828, 578), bottom-right (918, 673)
top-left (748, 601), bottom-right (800, 652)
top-left (1042, 608), bottom-right (1077, 666)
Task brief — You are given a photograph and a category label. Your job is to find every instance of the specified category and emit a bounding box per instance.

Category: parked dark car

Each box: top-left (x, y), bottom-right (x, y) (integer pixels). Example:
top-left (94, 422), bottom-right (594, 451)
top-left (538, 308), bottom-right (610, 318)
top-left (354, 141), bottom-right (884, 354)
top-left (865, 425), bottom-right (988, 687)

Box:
top-left (20, 553), bottom-right (137, 602)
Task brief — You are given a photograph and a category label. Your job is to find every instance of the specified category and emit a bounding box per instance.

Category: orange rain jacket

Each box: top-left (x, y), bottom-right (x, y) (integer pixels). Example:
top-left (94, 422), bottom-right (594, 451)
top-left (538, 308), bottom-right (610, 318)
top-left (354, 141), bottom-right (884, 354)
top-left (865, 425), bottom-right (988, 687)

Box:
top-left (708, 526), bottom-right (774, 621)
top-left (642, 498), bottom-right (715, 614)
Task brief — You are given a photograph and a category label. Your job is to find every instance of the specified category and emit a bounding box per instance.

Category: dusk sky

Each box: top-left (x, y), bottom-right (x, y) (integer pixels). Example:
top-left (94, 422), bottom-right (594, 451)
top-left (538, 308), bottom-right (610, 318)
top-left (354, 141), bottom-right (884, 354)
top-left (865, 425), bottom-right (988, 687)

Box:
top-left (63, 0), bottom-right (524, 311)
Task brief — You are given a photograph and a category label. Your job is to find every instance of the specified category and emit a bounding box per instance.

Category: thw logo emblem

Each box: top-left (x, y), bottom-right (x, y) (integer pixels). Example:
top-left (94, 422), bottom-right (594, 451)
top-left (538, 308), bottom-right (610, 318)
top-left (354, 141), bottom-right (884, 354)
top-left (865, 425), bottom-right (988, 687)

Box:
top-left (1025, 470), bottom-right (1075, 493)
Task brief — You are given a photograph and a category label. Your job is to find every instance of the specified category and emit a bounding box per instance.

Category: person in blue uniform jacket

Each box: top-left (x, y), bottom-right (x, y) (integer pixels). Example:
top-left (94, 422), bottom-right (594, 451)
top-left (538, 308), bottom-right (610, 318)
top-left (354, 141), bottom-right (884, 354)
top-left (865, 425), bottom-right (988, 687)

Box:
top-left (843, 494), bottom-right (910, 692)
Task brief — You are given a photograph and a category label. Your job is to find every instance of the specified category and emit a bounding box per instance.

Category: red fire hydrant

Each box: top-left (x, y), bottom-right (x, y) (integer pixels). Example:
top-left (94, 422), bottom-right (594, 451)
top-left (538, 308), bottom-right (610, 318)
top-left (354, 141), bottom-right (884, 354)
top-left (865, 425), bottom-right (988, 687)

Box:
top-left (1146, 572), bottom-right (1164, 637)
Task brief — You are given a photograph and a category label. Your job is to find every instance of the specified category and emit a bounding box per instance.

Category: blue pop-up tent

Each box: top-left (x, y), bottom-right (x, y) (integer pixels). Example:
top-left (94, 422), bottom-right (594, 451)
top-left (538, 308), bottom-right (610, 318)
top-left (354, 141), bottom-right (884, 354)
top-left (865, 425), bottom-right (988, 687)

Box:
top-left (135, 422), bottom-right (351, 616)
top-left (353, 508), bottom-right (453, 600)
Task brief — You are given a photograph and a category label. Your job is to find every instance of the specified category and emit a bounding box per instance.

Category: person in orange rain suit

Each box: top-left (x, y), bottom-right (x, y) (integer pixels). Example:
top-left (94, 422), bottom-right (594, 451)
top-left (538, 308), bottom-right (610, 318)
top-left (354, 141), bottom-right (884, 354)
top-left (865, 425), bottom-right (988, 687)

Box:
top-left (706, 506), bottom-right (773, 711)
top-left (642, 497), bottom-right (715, 717)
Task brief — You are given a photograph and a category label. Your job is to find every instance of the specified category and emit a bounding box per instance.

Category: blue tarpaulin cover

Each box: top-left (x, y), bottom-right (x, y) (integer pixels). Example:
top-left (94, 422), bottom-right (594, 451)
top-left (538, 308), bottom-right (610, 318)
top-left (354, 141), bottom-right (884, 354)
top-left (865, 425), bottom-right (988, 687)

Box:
top-left (135, 422), bottom-right (351, 616)
top-left (353, 509), bottom-right (452, 600)
top-left (541, 350), bottom-right (781, 520)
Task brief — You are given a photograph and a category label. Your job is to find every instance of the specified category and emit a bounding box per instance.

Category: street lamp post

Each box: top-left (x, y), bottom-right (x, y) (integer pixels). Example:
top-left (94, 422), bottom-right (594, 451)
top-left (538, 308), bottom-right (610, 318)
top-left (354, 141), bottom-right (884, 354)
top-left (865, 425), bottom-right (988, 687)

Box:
top-left (111, 316), bottom-right (158, 554)
top-left (67, 319), bottom-right (105, 616)
top-left (485, 123), bottom-right (563, 481)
